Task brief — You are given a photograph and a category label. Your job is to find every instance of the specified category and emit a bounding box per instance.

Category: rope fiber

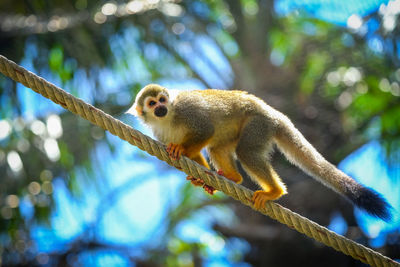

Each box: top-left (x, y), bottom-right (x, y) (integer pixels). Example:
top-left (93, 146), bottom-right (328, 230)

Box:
top-left (0, 54), bottom-right (398, 267)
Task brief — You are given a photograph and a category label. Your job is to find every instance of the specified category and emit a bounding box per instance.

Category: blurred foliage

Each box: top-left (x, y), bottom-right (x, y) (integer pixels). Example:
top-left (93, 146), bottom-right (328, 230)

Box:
top-left (0, 0), bottom-right (400, 266)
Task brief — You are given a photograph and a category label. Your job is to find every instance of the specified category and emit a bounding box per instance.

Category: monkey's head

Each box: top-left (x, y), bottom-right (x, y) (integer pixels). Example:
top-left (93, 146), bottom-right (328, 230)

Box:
top-left (127, 84), bottom-right (171, 122)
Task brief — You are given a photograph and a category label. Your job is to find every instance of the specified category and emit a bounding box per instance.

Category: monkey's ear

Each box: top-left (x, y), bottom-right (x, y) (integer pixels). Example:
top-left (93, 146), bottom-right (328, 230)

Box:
top-left (126, 103), bottom-right (142, 117)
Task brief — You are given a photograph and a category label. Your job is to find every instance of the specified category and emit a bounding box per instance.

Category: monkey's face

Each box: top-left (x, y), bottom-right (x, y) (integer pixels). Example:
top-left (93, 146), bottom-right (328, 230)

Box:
top-left (131, 91), bottom-right (172, 125)
top-left (127, 84), bottom-right (174, 125)
top-left (142, 92), bottom-right (169, 119)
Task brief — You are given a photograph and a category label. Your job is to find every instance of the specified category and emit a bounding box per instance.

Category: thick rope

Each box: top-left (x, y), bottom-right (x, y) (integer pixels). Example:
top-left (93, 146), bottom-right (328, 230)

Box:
top-left (0, 54), bottom-right (398, 267)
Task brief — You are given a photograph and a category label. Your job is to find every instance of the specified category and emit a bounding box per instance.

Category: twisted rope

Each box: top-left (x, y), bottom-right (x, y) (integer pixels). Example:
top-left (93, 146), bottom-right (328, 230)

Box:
top-left (0, 54), bottom-right (398, 267)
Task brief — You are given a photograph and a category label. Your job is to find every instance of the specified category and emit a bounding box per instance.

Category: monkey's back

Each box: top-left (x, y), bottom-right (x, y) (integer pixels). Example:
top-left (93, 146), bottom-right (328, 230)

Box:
top-left (172, 89), bottom-right (279, 146)
top-left (175, 89), bottom-right (267, 118)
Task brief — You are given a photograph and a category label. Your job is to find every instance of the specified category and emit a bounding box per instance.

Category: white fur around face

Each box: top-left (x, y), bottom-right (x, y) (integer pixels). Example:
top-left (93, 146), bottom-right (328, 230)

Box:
top-left (126, 102), bottom-right (139, 117)
top-left (134, 89), bottom-right (187, 145)
top-left (148, 117), bottom-right (187, 144)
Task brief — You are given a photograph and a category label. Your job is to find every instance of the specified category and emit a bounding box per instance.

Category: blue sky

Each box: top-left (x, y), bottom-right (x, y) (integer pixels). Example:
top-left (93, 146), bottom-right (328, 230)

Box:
top-left (276, 0), bottom-right (389, 25)
top-left (340, 141), bottom-right (400, 247)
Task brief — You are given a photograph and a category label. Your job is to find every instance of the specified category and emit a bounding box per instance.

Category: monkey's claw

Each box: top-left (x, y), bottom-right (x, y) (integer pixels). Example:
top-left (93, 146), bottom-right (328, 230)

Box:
top-left (186, 176), bottom-right (216, 195)
top-left (217, 170), bottom-right (225, 176)
top-left (203, 184), bottom-right (216, 195)
top-left (166, 143), bottom-right (185, 160)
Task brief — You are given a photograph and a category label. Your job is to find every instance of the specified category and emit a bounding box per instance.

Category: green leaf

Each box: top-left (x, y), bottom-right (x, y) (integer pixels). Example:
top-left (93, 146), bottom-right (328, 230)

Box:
top-left (49, 46), bottom-right (64, 71)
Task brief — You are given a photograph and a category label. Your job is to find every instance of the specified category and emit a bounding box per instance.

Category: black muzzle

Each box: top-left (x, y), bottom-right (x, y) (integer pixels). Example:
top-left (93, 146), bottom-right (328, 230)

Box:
top-left (154, 106), bottom-right (168, 117)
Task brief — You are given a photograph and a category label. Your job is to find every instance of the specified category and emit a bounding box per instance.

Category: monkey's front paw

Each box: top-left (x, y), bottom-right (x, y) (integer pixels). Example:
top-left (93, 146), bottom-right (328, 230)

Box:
top-left (186, 176), bottom-right (216, 195)
top-left (186, 176), bottom-right (204, 186)
top-left (252, 190), bottom-right (282, 209)
top-left (166, 143), bottom-right (185, 160)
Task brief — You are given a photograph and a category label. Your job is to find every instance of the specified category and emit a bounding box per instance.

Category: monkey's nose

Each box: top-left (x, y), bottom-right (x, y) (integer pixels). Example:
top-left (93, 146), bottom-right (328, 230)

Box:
top-left (154, 106), bottom-right (168, 117)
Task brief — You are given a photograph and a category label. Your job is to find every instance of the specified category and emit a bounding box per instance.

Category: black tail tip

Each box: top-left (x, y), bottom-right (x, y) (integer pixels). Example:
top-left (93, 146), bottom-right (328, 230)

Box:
top-left (347, 186), bottom-right (392, 222)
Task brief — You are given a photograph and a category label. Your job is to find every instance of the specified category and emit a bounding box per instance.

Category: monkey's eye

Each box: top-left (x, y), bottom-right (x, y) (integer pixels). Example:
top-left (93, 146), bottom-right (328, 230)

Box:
top-left (159, 97), bottom-right (166, 103)
top-left (148, 100), bottom-right (156, 107)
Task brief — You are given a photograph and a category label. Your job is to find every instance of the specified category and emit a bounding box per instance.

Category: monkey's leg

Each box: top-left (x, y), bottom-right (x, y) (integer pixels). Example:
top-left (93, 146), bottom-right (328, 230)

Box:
top-left (208, 144), bottom-right (243, 184)
top-left (251, 166), bottom-right (287, 209)
top-left (236, 116), bottom-right (287, 209)
top-left (167, 129), bottom-right (214, 193)
top-left (239, 153), bottom-right (287, 209)
top-left (166, 132), bottom-right (211, 161)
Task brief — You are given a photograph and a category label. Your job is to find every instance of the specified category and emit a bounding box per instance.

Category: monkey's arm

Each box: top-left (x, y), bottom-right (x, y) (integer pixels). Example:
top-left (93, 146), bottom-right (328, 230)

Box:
top-left (166, 110), bottom-right (216, 194)
top-left (166, 136), bottom-right (216, 195)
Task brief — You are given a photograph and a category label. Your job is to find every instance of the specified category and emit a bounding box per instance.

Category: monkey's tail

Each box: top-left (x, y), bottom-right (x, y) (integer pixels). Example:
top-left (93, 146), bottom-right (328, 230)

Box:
top-left (274, 117), bottom-right (392, 221)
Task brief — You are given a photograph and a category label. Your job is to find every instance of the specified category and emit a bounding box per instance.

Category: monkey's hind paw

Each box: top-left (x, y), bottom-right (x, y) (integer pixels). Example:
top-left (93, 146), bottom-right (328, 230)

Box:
top-left (252, 190), bottom-right (283, 209)
top-left (217, 170), bottom-right (225, 176)
top-left (166, 143), bottom-right (185, 160)
top-left (203, 184), bottom-right (216, 195)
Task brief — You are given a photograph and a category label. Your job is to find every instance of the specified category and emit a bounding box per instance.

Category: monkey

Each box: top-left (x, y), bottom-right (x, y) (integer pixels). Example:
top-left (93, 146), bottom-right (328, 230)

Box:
top-left (127, 84), bottom-right (391, 221)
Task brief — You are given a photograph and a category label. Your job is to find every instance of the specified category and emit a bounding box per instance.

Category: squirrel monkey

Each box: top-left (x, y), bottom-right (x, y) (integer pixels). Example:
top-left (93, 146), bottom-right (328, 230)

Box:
top-left (128, 84), bottom-right (391, 220)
